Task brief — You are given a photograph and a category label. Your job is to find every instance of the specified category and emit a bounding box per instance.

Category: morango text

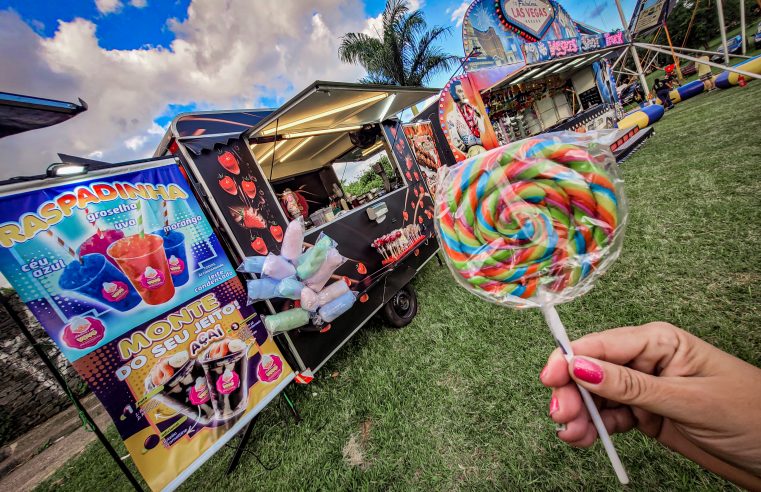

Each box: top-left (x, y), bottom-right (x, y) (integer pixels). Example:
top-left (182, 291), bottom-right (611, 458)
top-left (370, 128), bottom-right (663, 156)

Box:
top-left (0, 181), bottom-right (188, 247)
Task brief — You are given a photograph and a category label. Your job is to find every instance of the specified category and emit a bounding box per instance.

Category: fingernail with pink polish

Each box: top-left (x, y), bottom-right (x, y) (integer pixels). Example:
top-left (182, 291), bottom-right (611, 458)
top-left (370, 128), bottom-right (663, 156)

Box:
top-left (539, 365), bottom-right (548, 381)
top-left (549, 395), bottom-right (559, 416)
top-left (572, 357), bottom-right (604, 384)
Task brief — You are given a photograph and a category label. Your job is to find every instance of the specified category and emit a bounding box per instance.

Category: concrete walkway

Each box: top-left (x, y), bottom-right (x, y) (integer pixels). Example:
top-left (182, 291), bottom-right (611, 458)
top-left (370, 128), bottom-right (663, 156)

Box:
top-left (0, 394), bottom-right (111, 491)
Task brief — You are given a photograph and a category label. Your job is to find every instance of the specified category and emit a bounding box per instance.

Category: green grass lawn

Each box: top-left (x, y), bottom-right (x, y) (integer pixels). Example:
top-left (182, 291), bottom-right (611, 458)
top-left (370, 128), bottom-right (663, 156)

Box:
top-left (37, 82), bottom-right (761, 491)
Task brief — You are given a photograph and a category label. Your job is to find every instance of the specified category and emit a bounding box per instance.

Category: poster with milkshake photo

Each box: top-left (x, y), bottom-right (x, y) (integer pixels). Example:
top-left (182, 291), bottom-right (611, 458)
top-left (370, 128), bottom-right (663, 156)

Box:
top-left (73, 280), bottom-right (292, 491)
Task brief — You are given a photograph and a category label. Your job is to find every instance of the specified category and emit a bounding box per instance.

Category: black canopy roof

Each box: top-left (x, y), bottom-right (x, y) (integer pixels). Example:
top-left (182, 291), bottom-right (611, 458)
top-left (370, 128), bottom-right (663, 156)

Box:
top-left (0, 92), bottom-right (87, 138)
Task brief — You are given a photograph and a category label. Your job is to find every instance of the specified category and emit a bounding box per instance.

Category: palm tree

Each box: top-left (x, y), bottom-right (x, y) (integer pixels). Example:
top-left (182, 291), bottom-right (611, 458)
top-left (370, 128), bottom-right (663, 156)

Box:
top-left (338, 0), bottom-right (458, 86)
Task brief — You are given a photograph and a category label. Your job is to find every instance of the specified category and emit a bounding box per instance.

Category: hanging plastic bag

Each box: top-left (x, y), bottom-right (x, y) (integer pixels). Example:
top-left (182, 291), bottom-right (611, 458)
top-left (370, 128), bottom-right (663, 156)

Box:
top-left (318, 290), bottom-right (357, 322)
top-left (246, 278), bottom-right (279, 304)
top-left (304, 248), bottom-right (345, 292)
top-left (295, 234), bottom-right (335, 280)
top-left (276, 277), bottom-right (304, 300)
top-left (316, 280), bottom-right (350, 307)
top-left (263, 308), bottom-right (310, 334)
top-left (281, 219), bottom-right (305, 261)
top-left (300, 286), bottom-right (320, 312)
top-left (237, 256), bottom-right (265, 274)
top-left (262, 253), bottom-right (296, 280)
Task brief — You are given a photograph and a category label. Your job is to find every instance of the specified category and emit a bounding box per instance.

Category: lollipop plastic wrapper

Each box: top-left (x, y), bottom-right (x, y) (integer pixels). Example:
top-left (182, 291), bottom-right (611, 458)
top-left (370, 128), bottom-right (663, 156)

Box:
top-left (246, 278), bottom-right (279, 304)
top-left (281, 219), bottom-right (305, 261)
top-left (434, 132), bottom-right (629, 484)
top-left (304, 248), bottom-right (345, 292)
top-left (263, 308), bottom-right (310, 334)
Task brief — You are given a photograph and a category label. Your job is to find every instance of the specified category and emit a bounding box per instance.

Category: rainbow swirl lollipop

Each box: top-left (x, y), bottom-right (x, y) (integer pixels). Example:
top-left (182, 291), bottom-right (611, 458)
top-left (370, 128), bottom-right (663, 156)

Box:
top-left (436, 134), bottom-right (624, 307)
top-left (434, 133), bottom-right (628, 483)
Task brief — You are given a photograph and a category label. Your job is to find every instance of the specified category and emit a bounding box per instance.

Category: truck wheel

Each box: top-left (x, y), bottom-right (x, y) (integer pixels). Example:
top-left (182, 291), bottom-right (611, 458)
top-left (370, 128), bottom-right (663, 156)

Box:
top-left (381, 284), bottom-right (418, 328)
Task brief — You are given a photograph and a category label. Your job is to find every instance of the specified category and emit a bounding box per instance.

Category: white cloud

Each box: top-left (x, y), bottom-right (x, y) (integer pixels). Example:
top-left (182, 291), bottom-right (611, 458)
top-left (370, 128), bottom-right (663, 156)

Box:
top-left (95, 0), bottom-right (123, 15)
top-left (129, 0), bottom-right (147, 7)
top-left (0, 2), bottom-right (367, 179)
top-left (450, 0), bottom-right (469, 27)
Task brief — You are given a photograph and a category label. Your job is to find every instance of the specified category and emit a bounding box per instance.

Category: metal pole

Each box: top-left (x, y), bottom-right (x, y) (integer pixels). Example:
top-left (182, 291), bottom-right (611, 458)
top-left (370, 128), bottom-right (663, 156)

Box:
top-left (668, 44), bottom-right (751, 59)
top-left (716, 0), bottom-right (730, 65)
top-left (614, 0), bottom-right (651, 96)
top-left (662, 22), bottom-right (684, 82)
top-left (740, 0), bottom-right (746, 55)
top-left (0, 293), bottom-right (144, 492)
top-left (636, 42), bottom-right (761, 80)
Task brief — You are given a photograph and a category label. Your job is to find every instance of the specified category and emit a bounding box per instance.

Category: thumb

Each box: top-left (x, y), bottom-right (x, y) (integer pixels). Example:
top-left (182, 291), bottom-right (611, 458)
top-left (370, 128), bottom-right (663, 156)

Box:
top-left (569, 356), bottom-right (690, 418)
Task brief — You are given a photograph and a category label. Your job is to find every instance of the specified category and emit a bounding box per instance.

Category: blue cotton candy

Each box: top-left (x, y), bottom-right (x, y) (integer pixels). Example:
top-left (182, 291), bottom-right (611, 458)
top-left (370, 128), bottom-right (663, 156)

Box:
top-left (237, 256), bottom-right (265, 274)
top-left (276, 277), bottom-right (304, 300)
top-left (318, 290), bottom-right (356, 322)
top-left (246, 278), bottom-right (279, 304)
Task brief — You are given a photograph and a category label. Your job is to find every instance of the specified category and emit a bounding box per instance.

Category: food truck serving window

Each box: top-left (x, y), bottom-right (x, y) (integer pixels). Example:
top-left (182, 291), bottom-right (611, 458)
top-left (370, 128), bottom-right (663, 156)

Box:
top-left (264, 125), bottom-right (402, 231)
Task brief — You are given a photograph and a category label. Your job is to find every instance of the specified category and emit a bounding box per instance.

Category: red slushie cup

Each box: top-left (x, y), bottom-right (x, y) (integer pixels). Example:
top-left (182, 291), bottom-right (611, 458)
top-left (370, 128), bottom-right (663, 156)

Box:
top-left (107, 234), bottom-right (175, 305)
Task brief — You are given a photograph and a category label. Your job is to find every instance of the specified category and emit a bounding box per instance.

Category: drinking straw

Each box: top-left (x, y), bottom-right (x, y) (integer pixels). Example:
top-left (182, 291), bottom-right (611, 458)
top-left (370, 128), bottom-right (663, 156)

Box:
top-left (136, 200), bottom-right (145, 238)
top-left (46, 229), bottom-right (81, 263)
top-left (160, 200), bottom-right (170, 231)
top-left (84, 207), bottom-right (103, 238)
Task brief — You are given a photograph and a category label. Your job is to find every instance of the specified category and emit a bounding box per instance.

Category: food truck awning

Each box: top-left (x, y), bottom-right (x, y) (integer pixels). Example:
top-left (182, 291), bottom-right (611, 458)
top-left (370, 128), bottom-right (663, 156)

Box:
top-left (0, 92), bottom-right (87, 138)
top-left (483, 46), bottom-right (624, 94)
top-left (243, 81), bottom-right (439, 180)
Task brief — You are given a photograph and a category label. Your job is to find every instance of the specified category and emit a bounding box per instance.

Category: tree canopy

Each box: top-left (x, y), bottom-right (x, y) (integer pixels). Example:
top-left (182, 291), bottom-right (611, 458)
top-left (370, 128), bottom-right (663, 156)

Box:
top-left (338, 0), bottom-right (458, 86)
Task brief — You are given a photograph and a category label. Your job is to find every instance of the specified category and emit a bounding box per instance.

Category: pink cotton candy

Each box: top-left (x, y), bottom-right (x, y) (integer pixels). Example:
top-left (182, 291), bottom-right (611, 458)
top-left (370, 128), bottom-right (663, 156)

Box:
top-left (300, 286), bottom-right (319, 312)
top-left (317, 280), bottom-right (350, 307)
top-left (261, 253), bottom-right (296, 280)
top-left (304, 248), bottom-right (345, 292)
top-left (281, 220), bottom-right (305, 261)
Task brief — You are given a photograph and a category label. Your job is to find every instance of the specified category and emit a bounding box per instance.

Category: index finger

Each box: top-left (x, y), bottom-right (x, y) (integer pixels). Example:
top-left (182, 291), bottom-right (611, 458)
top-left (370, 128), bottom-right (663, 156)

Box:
top-left (568, 322), bottom-right (686, 375)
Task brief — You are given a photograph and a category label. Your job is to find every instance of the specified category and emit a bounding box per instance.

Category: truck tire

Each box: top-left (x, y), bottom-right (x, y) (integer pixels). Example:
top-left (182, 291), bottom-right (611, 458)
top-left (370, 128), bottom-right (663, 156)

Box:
top-left (381, 283), bottom-right (418, 328)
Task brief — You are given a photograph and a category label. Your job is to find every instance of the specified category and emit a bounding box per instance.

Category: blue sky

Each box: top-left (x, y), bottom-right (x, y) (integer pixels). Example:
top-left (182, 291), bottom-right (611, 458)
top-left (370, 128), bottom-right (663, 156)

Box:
top-left (0, 0), bottom-right (637, 177)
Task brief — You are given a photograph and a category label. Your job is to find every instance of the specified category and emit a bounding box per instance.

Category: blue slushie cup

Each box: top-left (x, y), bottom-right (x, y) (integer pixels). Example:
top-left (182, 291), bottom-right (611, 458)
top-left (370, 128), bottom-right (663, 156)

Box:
top-left (59, 253), bottom-right (142, 311)
top-left (154, 230), bottom-right (190, 287)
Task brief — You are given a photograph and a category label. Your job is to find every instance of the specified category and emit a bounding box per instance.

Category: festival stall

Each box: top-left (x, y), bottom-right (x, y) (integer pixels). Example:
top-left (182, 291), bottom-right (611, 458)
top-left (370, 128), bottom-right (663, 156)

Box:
top-left (419, 0), bottom-right (652, 162)
top-left (154, 81), bottom-right (441, 380)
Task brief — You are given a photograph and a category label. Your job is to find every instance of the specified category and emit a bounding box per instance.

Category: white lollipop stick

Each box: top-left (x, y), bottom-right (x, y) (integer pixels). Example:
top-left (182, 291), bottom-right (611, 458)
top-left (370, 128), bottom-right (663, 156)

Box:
top-left (541, 304), bottom-right (630, 485)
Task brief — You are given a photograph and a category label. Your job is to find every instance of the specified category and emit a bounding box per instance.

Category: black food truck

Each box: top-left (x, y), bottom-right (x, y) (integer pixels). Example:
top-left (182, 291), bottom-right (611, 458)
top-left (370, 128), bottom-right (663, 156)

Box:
top-left (155, 81), bottom-right (441, 380)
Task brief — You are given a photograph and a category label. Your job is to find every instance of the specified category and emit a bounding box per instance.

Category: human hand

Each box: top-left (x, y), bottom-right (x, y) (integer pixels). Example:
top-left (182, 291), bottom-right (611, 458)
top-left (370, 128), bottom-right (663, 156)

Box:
top-left (540, 322), bottom-right (761, 489)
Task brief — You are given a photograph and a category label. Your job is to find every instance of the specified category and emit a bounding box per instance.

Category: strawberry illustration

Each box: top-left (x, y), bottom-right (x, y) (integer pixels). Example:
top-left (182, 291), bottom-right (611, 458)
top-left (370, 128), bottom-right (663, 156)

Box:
top-left (251, 237), bottom-right (268, 255)
top-left (359, 293), bottom-right (369, 303)
top-left (356, 262), bottom-right (367, 275)
top-left (243, 207), bottom-right (266, 229)
top-left (413, 171), bottom-right (420, 181)
top-left (218, 151), bottom-right (240, 175)
top-left (241, 179), bottom-right (257, 198)
top-left (402, 211), bottom-right (409, 221)
top-left (219, 175), bottom-right (237, 195)
top-left (418, 216), bottom-right (423, 224)
top-left (270, 225), bottom-right (283, 242)
top-left (342, 276), bottom-right (351, 286)
top-left (405, 156), bottom-right (413, 170)
top-left (405, 171), bottom-right (412, 181)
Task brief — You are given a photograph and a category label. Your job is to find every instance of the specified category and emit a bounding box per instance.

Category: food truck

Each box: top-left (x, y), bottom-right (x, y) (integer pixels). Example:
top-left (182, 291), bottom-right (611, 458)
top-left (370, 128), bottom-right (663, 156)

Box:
top-left (154, 81), bottom-right (441, 379)
top-left (413, 0), bottom-right (652, 163)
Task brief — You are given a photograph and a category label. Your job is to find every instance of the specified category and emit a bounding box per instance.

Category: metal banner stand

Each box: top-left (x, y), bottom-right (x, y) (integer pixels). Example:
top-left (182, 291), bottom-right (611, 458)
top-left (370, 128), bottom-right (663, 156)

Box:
top-left (226, 391), bottom-right (301, 474)
top-left (0, 292), bottom-right (145, 492)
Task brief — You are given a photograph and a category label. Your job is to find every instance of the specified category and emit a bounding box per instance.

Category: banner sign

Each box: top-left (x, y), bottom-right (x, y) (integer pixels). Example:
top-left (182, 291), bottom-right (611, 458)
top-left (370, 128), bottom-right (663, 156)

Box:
top-left (523, 30), bottom-right (627, 64)
top-left (0, 160), bottom-right (293, 491)
top-left (496, 0), bottom-right (556, 41)
top-left (629, 0), bottom-right (678, 38)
